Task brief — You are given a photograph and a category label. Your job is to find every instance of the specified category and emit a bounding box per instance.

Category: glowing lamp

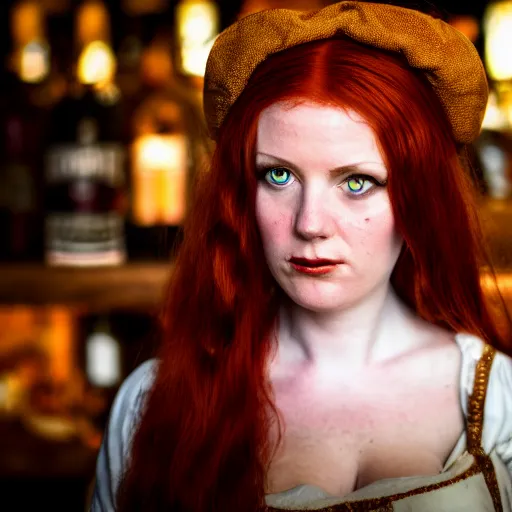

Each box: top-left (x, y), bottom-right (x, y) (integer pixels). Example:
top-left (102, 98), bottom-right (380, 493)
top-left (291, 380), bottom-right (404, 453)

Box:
top-left (484, 0), bottom-right (512, 81)
top-left (77, 41), bottom-right (116, 85)
top-left (176, 0), bottom-right (219, 77)
top-left (131, 134), bottom-right (188, 225)
top-left (20, 41), bottom-right (50, 83)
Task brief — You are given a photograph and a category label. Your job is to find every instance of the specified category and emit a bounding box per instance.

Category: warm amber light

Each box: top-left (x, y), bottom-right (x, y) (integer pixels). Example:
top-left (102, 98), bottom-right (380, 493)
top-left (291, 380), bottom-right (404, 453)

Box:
top-left (20, 41), bottom-right (50, 83)
top-left (10, 1), bottom-right (50, 82)
top-left (141, 44), bottom-right (173, 86)
top-left (77, 0), bottom-right (110, 46)
top-left (449, 15), bottom-right (480, 43)
top-left (482, 90), bottom-right (510, 131)
top-left (176, 0), bottom-right (219, 77)
top-left (137, 135), bottom-right (182, 170)
top-left (132, 134), bottom-right (188, 225)
top-left (77, 41), bottom-right (116, 85)
top-left (181, 43), bottom-right (216, 78)
top-left (484, 0), bottom-right (512, 81)
top-left (11, 1), bottom-right (43, 45)
top-left (43, 307), bottom-right (76, 385)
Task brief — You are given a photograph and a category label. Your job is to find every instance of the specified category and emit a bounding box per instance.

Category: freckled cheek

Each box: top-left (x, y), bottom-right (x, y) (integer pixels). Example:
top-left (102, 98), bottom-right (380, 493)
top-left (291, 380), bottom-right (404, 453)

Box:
top-left (257, 211), bottom-right (290, 246)
top-left (255, 193), bottom-right (291, 246)
top-left (348, 213), bottom-right (399, 256)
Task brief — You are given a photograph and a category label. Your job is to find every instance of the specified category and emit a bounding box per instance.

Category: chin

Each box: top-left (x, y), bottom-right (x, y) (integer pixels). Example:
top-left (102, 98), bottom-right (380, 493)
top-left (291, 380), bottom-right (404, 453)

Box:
top-left (282, 283), bottom-right (364, 313)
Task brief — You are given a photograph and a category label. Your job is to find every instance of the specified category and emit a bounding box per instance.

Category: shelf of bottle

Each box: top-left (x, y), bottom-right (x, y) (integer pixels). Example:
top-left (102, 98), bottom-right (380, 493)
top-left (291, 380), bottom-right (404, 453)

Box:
top-left (0, 262), bottom-right (173, 312)
top-left (0, 261), bottom-right (512, 313)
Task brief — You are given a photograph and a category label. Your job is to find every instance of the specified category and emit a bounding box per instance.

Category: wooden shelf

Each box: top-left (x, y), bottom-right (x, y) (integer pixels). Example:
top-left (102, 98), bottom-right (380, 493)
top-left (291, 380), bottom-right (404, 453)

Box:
top-left (0, 262), bottom-right (512, 313)
top-left (0, 262), bottom-right (172, 312)
top-left (479, 199), bottom-right (512, 271)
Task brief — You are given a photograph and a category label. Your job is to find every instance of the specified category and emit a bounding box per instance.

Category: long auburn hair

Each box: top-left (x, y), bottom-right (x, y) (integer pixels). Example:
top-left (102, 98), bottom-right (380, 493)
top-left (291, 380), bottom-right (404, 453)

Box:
top-left (117, 37), bottom-right (510, 511)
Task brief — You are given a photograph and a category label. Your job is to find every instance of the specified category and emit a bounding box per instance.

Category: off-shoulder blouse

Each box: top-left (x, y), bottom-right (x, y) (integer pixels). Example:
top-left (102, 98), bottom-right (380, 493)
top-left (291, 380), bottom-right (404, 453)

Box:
top-left (91, 333), bottom-right (512, 511)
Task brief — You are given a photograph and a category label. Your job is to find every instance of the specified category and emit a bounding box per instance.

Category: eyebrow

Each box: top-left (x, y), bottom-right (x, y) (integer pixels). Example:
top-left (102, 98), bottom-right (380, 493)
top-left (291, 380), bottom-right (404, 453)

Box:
top-left (255, 152), bottom-right (385, 179)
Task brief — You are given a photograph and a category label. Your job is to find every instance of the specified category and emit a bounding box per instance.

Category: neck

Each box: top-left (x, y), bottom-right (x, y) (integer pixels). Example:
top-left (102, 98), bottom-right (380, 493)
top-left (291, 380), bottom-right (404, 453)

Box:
top-left (272, 285), bottom-right (422, 374)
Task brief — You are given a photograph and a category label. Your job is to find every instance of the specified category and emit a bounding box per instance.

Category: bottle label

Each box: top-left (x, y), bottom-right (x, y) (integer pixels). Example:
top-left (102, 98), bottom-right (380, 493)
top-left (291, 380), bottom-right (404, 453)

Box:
top-left (45, 143), bottom-right (126, 266)
top-left (46, 213), bottom-right (125, 266)
top-left (46, 144), bottom-right (125, 187)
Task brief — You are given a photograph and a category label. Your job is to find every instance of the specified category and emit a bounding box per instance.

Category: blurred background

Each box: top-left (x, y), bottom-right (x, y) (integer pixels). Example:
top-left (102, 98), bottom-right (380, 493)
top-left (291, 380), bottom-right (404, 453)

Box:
top-left (0, 0), bottom-right (512, 509)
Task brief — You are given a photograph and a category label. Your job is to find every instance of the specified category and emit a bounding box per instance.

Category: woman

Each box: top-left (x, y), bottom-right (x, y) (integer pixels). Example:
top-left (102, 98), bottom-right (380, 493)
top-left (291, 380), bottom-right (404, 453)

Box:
top-left (92, 2), bottom-right (512, 511)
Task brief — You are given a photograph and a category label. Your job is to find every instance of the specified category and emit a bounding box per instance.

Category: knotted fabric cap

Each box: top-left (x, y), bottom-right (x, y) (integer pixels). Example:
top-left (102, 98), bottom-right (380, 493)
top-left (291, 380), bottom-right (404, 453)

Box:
top-left (204, 1), bottom-right (488, 144)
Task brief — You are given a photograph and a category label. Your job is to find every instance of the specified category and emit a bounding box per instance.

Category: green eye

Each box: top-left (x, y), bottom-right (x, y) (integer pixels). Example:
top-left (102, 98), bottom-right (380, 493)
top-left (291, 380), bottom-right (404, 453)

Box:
top-left (347, 178), bottom-right (365, 192)
top-left (344, 176), bottom-right (377, 196)
top-left (266, 168), bottom-right (291, 185)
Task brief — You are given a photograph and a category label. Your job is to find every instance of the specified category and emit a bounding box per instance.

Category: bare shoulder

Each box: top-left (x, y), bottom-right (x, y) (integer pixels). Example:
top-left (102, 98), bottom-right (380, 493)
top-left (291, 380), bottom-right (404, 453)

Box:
top-left (396, 320), bottom-right (461, 387)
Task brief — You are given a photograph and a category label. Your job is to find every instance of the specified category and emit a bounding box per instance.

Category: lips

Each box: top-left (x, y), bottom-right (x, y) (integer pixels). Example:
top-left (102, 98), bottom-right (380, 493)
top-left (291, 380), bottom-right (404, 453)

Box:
top-left (289, 257), bottom-right (341, 275)
top-left (289, 257), bottom-right (343, 267)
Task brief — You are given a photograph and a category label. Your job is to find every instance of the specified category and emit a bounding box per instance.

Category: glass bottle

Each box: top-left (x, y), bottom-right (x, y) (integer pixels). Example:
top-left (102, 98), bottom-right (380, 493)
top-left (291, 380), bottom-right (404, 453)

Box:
top-left (126, 31), bottom-right (211, 260)
top-left (0, 0), bottom-right (52, 261)
top-left (43, 0), bottom-right (127, 266)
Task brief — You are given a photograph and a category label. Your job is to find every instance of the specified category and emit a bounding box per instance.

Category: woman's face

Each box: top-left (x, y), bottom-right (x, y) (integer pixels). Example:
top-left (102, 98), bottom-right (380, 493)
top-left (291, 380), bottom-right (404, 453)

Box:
top-left (255, 101), bottom-right (403, 312)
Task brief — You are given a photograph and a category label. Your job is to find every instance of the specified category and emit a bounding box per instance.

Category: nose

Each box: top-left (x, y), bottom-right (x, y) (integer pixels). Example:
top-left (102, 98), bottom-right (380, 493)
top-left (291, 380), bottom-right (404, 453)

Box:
top-left (294, 186), bottom-right (336, 240)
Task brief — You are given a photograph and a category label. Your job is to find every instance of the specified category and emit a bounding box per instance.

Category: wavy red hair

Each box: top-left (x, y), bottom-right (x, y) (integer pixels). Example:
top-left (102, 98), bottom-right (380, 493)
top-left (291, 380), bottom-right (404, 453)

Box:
top-left (116, 37), bottom-right (510, 511)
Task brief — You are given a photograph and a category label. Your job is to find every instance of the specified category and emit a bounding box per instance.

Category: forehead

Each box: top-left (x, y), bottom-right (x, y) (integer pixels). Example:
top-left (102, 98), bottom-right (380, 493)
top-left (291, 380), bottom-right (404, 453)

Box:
top-left (256, 101), bottom-right (382, 166)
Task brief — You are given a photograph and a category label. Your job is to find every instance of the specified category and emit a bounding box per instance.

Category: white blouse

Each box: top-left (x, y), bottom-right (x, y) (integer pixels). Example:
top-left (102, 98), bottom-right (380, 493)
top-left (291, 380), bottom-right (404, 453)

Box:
top-left (90, 333), bottom-right (512, 511)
